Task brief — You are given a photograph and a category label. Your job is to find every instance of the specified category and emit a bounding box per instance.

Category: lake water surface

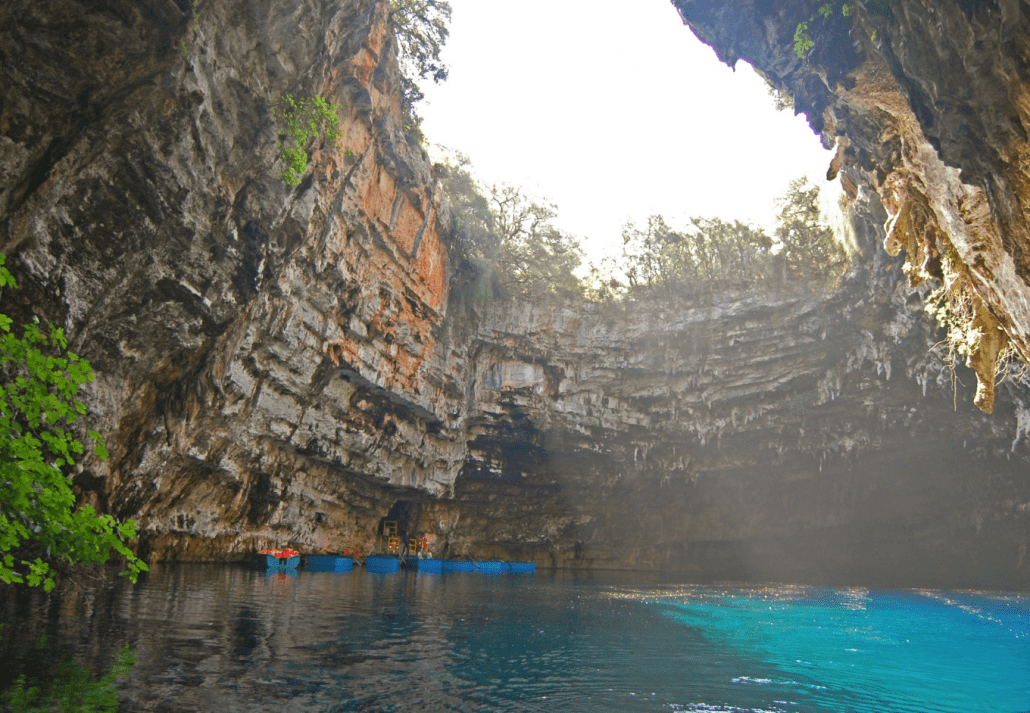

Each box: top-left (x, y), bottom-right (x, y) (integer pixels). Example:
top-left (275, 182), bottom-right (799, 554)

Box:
top-left (4, 564), bottom-right (1029, 712)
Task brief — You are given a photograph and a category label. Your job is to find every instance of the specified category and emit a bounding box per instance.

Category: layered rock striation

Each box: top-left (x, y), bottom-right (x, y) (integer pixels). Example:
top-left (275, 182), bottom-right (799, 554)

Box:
top-left (673, 0), bottom-right (1030, 414)
top-left (432, 247), bottom-right (1030, 587)
top-left (1, 0), bottom-right (461, 560)
top-left (1, 0), bottom-right (1029, 588)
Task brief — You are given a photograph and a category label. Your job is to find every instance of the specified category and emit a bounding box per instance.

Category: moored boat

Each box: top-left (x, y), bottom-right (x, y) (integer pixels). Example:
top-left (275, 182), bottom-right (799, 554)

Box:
top-left (365, 555), bottom-right (400, 573)
top-left (408, 557), bottom-right (442, 573)
top-left (440, 559), bottom-right (535, 573)
top-left (442, 559), bottom-right (477, 572)
top-left (306, 554), bottom-right (354, 572)
top-left (261, 548), bottom-right (300, 569)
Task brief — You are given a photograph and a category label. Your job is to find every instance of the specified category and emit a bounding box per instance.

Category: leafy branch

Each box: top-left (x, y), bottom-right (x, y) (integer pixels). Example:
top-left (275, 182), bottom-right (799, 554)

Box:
top-left (389, 1), bottom-right (451, 107)
top-left (794, 2), bottom-right (852, 58)
top-left (275, 94), bottom-right (343, 187)
top-left (0, 252), bottom-right (147, 591)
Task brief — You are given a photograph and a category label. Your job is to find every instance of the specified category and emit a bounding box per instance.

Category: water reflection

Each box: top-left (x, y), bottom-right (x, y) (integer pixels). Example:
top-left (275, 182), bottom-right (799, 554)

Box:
top-left (1, 566), bottom-right (1027, 712)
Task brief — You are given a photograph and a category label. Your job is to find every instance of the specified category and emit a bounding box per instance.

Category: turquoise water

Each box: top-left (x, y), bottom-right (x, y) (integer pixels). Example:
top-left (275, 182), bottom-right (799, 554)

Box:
top-left (648, 586), bottom-right (1030, 712)
top-left (3, 566), bottom-right (1028, 712)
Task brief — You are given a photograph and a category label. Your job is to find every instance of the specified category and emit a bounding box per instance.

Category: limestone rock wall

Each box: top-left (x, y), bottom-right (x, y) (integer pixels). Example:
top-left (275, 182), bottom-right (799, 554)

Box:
top-left (0, 0), bottom-right (1028, 589)
top-left (0, 0), bottom-right (464, 561)
top-left (672, 0), bottom-right (1030, 414)
top-left (424, 262), bottom-right (1030, 588)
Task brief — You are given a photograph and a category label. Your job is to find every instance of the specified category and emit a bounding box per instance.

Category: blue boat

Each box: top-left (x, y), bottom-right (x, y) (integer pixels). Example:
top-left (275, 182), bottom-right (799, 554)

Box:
top-left (440, 559), bottom-right (535, 573)
top-left (402, 556), bottom-right (442, 572)
top-left (365, 555), bottom-right (400, 573)
top-left (265, 554), bottom-right (300, 569)
top-left (306, 555), bottom-right (354, 572)
top-left (442, 559), bottom-right (477, 572)
top-left (413, 558), bottom-right (443, 573)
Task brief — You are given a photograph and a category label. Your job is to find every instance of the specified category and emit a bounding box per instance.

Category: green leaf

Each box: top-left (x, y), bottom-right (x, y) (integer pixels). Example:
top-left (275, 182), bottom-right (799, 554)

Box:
top-left (0, 255), bottom-right (16, 290)
top-left (0, 252), bottom-right (145, 590)
top-left (794, 21), bottom-right (814, 58)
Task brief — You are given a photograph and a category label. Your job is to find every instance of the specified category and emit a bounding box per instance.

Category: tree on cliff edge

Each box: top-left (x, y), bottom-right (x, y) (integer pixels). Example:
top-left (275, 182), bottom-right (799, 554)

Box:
top-left (389, 0), bottom-right (452, 118)
top-left (440, 158), bottom-right (584, 302)
top-left (0, 253), bottom-right (147, 591)
top-left (775, 177), bottom-right (848, 283)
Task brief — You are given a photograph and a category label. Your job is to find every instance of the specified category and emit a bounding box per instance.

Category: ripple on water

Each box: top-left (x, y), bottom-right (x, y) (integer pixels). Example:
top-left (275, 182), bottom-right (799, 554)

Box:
top-left (3, 566), bottom-right (1028, 713)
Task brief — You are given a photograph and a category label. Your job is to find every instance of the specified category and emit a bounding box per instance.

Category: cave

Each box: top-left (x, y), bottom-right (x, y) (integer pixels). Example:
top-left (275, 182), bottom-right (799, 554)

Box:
top-left (0, 0), bottom-right (1028, 593)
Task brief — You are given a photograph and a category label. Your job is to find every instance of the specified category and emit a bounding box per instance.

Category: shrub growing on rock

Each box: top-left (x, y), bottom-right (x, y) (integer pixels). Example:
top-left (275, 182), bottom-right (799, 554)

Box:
top-left (0, 253), bottom-right (147, 591)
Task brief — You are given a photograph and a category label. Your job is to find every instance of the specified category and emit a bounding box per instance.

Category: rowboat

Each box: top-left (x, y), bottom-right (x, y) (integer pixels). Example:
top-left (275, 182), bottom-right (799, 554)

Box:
top-left (440, 559), bottom-right (535, 574)
top-left (261, 548), bottom-right (300, 569)
top-left (442, 559), bottom-right (477, 572)
top-left (364, 555), bottom-right (400, 573)
top-left (402, 556), bottom-right (443, 573)
top-left (306, 554), bottom-right (354, 572)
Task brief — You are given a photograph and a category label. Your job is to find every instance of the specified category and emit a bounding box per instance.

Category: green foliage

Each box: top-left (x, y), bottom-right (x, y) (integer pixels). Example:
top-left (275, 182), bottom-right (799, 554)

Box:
top-left (583, 256), bottom-right (627, 304)
top-left (620, 215), bottom-right (775, 297)
top-left (440, 164), bottom-right (844, 306)
top-left (774, 178), bottom-right (848, 284)
top-left (793, 21), bottom-right (814, 58)
top-left (389, 0), bottom-right (451, 122)
top-left (490, 185), bottom-right (584, 299)
top-left (439, 158), bottom-right (583, 302)
top-left (2, 644), bottom-right (135, 713)
top-left (600, 178), bottom-right (846, 301)
top-left (0, 253), bottom-right (147, 592)
top-left (275, 94), bottom-right (342, 187)
top-left (440, 157), bottom-right (498, 265)
top-left (794, 1), bottom-right (852, 58)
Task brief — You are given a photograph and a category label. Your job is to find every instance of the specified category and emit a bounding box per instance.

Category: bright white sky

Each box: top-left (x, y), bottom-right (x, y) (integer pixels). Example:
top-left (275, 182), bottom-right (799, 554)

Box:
top-left (419, 0), bottom-right (839, 265)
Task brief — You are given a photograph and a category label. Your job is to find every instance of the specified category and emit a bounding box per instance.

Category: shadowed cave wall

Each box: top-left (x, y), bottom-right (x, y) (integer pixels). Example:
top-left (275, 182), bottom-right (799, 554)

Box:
top-left (1, 0), bottom-right (1029, 589)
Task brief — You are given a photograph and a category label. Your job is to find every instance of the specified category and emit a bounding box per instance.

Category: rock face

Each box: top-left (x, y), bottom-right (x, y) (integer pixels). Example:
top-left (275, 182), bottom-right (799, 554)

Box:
top-left (436, 267), bottom-right (1030, 588)
top-left (1, 0), bottom-right (1029, 589)
top-left (673, 0), bottom-right (1030, 415)
top-left (1, 0), bottom-right (460, 561)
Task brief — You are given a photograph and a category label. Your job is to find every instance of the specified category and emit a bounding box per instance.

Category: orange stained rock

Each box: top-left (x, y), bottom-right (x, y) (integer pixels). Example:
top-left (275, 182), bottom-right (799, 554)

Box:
top-left (327, 340), bottom-right (361, 369)
top-left (364, 8), bottom-right (389, 59)
top-left (416, 214), bottom-right (446, 310)
top-left (362, 164), bottom-right (397, 229)
top-left (353, 46), bottom-right (378, 90)
top-left (391, 194), bottom-right (422, 254)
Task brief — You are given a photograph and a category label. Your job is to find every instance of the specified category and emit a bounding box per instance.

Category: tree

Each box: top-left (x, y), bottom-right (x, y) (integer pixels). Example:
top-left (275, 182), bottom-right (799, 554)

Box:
top-left (621, 215), bottom-right (678, 291)
top-left (275, 94), bottom-right (342, 187)
top-left (774, 177), bottom-right (848, 283)
top-left (0, 253), bottom-right (147, 591)
top-left (389, 0), bottom-right (452, 116)
top-left (619, 214), bottom-right (774, 297)
top-left (685, 217), bottom-right (774, 287)
top-left (490, 185), bottom-right (584, 299)
top-left (439, 158), bottom-right (585, 302)
top-left (439, 156), bottom-right (499, 266)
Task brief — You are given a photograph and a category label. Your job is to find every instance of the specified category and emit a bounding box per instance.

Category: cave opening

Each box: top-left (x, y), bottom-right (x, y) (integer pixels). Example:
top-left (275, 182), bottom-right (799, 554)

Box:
top-left (418, 0), bottom-right (843, 270)
top-left (381, 499), bottom-right (422, 551)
